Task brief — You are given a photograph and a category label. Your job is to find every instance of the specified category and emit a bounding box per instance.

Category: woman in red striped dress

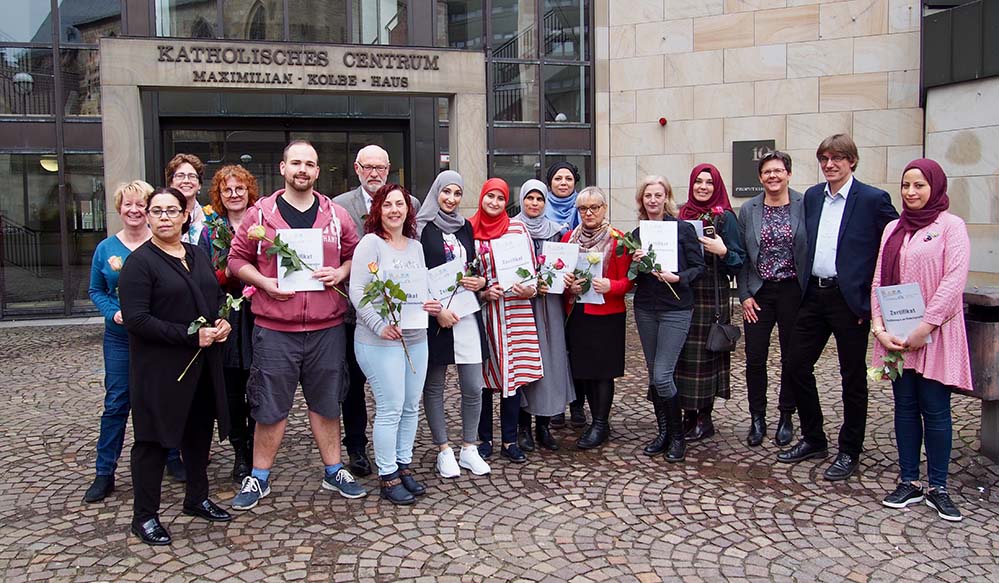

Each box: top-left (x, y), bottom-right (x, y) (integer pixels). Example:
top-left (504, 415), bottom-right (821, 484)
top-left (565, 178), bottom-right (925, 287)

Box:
top-left (471, 178), bottom-right (544, 464)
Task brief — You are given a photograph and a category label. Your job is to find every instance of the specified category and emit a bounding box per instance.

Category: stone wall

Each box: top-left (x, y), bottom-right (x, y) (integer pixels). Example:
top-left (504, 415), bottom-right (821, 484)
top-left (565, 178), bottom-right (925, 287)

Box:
top-left (595, 0), bottom-right (924, 233)
top-left (926, 77), bottom-right (999, 281)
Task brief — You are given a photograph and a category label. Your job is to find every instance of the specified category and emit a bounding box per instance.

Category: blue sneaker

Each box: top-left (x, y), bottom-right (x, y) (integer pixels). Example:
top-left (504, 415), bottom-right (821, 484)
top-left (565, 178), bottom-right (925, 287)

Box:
top-left (230, 476), bottom-right (270, 510)
top-left (322, 468), bottom-right (367, 499)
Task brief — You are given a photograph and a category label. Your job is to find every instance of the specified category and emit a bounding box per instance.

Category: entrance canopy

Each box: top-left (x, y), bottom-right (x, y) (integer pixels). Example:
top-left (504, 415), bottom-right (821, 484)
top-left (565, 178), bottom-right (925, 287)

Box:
top-left (99, 37), bottom-right (486, 231)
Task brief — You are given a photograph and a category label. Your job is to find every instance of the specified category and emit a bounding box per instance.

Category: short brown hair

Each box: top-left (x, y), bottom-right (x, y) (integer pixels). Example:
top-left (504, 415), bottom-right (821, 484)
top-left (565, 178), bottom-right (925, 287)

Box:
top-left (164, 153), bottom-right (205, 184)
top-left (816, 134), bottom-right (859, 171)
top-left (283, 139), bottom-right (316, 161)
top-left (758, 150), bottom-right (793, 175)
top-left (208, 165), bottom-right (260, 218)
top-left (635, 175), bottom-right (678, 220)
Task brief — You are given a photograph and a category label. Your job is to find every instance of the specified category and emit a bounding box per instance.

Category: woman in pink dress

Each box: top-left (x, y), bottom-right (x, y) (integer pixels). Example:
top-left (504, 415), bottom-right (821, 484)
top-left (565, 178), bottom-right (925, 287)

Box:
top-left (870, 158), bottom-right (972, 522)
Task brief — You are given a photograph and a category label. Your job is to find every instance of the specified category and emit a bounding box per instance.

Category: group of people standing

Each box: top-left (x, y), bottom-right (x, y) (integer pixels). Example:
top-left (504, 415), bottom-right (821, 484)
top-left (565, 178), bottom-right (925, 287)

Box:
top-left (85, 131), bottom-right (974, 546)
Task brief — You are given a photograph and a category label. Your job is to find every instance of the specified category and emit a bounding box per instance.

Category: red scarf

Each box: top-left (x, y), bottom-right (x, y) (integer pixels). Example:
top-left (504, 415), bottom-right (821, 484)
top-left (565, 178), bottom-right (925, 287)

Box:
top-left (880, 158), bottom-right (949, 287)
top-left (678, 163), bottom-right (733, 221)
top-left (469, 178), bottom-right (511, 241)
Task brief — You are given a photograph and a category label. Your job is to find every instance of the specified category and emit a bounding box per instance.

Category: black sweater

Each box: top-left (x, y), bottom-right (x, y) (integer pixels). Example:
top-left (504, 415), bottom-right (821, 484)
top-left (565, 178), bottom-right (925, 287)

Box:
top-left (631, 217), bottom-right (706, 312)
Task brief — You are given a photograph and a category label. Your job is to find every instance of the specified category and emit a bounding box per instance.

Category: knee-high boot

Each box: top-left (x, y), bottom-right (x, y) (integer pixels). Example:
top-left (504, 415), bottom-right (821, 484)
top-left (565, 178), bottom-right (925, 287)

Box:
top-left (577, 380), bottom-right (613, 449)
top-left (663, 394), bottom-right (686, 463)
top-left (643, 385), bottom-right (670, 455)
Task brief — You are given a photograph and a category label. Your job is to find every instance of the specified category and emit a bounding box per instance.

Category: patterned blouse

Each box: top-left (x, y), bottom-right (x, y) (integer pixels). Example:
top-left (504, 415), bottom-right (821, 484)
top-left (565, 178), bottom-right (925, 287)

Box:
top-left (758, 203), bottom-right (796, 282)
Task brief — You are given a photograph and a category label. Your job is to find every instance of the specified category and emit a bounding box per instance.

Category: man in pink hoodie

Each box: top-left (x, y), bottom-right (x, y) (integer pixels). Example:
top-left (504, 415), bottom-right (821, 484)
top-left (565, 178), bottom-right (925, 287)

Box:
top-left (227, 140), bottom-right (366, 509)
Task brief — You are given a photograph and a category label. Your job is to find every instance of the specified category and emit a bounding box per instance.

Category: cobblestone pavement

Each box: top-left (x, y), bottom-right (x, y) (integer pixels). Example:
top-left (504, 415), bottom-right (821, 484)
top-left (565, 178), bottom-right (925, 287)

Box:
top-left (1, 311), bottom-right (998, 583)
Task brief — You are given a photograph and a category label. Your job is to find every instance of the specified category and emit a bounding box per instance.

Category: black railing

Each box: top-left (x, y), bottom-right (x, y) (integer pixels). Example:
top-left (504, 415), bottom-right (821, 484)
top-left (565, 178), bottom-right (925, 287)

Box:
top-left (1, 215), bottom-right (42, 277)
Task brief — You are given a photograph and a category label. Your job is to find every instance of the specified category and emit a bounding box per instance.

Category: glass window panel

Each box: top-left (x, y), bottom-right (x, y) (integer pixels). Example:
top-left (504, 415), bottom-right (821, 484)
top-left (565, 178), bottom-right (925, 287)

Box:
top-left (223, 0), bottom-right (285, 40)
top-left (65, 154), bottom-right (106, 310)
top-left (61, 49), bottom-right (102, 116)
top-left (288, 0), bottom-right (348, 43)
top-left (492, 62), bottom-right (538, 122)
top-left (491, 154), bottom-right (541, 213)
top-left (1, 2), bottom-right (52, 43)
top-left (544, 64), bottom-right (587, 123)
top-left (157, 90), bottom-right (221, 114)
top-left (491, 0), bottom-right (537, 59)
top-left (435, 0), bottom-right (483, 50)
top-left (544, 154), bottom-right (590, 189)
top-left (0, 153), bottom-right (64, 312)
top-left (60, 1), bottom-right (122, 44)
top-left (345, 132), bottom-right (407, 192)
top-left (221, 91), bottom-right (286, 114)
top-left (543, 0), bottom-right (587, 60)
top-left (353, 0), bottom-right (408, 45)
top-left (349, 95), bottom-right (411, 116)
top-left (0, 47), bottom-right (55, 116)
top-left (288, 93), bottom-right (350, 115)
top-left (156, 0), bottom-right (218, 38)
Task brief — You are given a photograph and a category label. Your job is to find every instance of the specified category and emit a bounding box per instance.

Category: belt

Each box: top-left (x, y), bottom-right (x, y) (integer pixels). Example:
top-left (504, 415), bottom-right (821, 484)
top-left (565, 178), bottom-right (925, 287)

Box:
top-left (810, 276), bottom-right (838, 289)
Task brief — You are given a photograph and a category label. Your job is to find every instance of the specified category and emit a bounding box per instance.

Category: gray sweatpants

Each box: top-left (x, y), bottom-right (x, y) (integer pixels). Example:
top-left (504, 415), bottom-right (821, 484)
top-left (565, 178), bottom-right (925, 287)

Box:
top-left (423, 363), bottom-right (484, 445)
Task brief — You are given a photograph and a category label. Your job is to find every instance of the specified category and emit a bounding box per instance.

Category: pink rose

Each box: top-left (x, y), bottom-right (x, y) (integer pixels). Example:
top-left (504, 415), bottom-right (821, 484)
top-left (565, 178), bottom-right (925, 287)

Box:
top-left (242, 285), bottom-right (257, 299)
top-left (107, 256), bottom-right (123, 272)
top-left (711, 206), bottom-right (725, 216)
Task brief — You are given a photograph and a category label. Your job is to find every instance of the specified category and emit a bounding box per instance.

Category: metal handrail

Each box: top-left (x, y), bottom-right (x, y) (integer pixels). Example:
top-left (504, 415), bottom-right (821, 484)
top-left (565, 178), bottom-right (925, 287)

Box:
top-left (0, 215), bottom-right (42, 277)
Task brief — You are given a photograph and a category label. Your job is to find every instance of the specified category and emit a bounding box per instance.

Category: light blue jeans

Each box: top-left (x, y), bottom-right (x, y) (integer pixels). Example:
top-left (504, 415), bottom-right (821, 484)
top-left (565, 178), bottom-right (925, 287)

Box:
top-left (634, 307), bottom-right (693, 399)
top-left (354, 340), bottom-right (428, 477)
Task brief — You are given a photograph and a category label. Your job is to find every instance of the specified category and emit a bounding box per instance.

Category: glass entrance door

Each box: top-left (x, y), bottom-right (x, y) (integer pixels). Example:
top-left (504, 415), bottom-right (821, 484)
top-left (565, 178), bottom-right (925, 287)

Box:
top-left (161, 126), bottom-right (407, 201)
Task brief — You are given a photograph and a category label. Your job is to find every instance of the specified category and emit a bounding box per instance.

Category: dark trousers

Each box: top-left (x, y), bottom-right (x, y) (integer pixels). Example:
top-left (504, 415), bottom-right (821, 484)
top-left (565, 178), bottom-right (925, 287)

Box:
top-left (786, 285), bottom-right (871, 455)
top-left (744, 280), bottom-right (801, 417)
top-left (131, 375), bottom-right (215, 526)
top-left (224, 367), bottom-right (254, 448)
top-left (341, 323), bottom-right (369, 453)
top-left (478, 389), bottom-right (520, 445)
top-left (893, 371), bottom-right (953, 488)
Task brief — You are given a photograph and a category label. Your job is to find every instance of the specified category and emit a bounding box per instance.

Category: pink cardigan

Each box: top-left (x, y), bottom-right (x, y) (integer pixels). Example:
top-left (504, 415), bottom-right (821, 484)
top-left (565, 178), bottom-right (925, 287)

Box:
top-left (871, 211), bottom-right (972, 391)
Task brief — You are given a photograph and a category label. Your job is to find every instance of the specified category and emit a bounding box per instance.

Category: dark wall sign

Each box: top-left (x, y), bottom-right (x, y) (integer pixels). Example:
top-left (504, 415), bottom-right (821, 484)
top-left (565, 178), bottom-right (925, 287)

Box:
top-left (732, 140), bottom-right (775, 198)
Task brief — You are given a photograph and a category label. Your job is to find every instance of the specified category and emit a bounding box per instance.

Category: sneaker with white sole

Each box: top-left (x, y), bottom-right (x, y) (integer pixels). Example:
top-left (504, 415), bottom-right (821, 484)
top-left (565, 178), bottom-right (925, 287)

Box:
top-left (322, 467), bottom-right (367, 499)
top-left (925, 487), bottom-right (962, 522)
top-left (436, 448), bottom-right (461, 478)
top-left (459, 445), bottom-right (491, 475)
top-left (231, 476), bottom-right (270, 510)
top-left (882, 482), bottom-right (924, 509)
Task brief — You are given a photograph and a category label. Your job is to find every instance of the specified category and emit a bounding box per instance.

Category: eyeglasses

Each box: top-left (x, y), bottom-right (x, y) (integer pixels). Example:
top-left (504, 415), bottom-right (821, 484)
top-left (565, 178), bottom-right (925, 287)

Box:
top-left (577, 204), bottom-right (605, 215)
top-left (358, 164), bottom-right (389, 174)
top-left (149, 207), bottom-right (183, 219)
top-left (817, 155), bottom-right (847, 165)
top-left (172, 172), bottom-right (200, 182)
top-left (223, 186), bottom-right (248, 197)
top-left (761, 169), bottom-right (787, 177)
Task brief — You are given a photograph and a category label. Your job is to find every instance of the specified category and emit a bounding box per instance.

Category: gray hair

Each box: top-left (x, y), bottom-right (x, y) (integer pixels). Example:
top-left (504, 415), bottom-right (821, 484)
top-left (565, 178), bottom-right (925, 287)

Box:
top-left (354, 144), bottom-right (389, 165)
top-left (576, 186), bottom-right (607, 207)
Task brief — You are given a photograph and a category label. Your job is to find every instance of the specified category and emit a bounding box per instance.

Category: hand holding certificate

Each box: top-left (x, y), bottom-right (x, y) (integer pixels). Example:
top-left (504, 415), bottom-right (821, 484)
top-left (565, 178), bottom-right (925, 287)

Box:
top-left (876, 283), bottom-right (931, 344)
top-left (383, 267), bottom-right (430, 330)
top-left (573, 251), bottom-right (605, 305)
top-left (539, 242), bottom-right (578, 294)
top-left (272, 228), bottom-right (324, 292)
top-left (428, 258), bottom-right (480, 318)
top-left (639, 220), bottom-right (678, 272)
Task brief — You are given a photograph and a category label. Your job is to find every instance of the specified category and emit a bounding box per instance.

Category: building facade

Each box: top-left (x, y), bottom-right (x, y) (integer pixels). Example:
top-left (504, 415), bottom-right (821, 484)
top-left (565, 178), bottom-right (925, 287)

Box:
top-left (0, 0), bottom-right (995, 318)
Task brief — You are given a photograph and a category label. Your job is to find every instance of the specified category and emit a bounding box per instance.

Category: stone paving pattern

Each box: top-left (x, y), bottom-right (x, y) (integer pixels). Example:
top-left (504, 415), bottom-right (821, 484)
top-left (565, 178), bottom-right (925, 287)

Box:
top-left (1, 307), bottom-right (998, 582)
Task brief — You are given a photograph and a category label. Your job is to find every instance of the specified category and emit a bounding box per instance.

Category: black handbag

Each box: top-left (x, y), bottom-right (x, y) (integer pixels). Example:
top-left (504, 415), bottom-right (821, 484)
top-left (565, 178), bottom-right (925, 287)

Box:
top-left (705, 255), bottom-right (740, 353)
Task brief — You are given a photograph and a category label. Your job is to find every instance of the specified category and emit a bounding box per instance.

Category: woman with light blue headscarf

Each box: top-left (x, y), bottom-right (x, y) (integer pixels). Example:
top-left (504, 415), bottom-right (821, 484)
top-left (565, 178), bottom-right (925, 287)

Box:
top-left (545, 161), bottom-right (581, 233)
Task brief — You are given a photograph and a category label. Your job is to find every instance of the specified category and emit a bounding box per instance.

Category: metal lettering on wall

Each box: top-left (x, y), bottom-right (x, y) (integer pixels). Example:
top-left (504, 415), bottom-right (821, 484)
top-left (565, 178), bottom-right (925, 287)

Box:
top-left (155, 43), bottom-right (442, 90)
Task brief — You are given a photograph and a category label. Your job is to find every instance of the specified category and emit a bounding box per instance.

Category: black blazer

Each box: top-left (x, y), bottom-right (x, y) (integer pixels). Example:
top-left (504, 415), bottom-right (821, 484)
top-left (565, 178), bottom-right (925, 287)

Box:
top-left (803, 178), bottom-right (898, 318)
top-left (631, 217), bottom-right (705, 312)
top-left (420, 221), bottom-right (490, 367)
top-left (119, 241), bottom-right (230, 447)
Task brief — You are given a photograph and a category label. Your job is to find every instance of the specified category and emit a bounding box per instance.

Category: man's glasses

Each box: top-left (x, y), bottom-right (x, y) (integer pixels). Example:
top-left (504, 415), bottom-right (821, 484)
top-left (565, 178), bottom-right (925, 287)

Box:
top-left (817, 155), bottom-right (847, 165)
top-left (149, 207), bottom-right (183, 219)
top-left (358, 164), bottom-right (389, 174)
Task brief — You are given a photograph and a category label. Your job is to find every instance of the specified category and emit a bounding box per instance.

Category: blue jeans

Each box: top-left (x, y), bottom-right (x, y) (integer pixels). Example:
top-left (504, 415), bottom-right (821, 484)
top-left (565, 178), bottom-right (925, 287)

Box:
top-left (96, 330), bottom-right (130, 476)
top-left (634, 307), bottom-right (692, 399)
top-left (893, 371), bottom-right (953, 488)
top-left (354, 340), bottom-right (428, 477)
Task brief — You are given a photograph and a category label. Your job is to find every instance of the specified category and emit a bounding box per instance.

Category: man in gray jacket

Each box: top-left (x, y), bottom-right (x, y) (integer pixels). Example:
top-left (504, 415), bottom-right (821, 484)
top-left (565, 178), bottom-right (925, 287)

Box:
top-left (333, 145), bottom-right (421, 477)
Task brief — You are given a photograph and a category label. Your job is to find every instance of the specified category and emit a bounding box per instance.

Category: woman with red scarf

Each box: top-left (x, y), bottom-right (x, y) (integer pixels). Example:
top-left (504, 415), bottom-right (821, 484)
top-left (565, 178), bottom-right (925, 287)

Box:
top-left (675, 164), bottom-right (746, 442)
top-left (871, 159), bottom-right (971, 522)
top-left (471, 178), bottom-right (543, 464)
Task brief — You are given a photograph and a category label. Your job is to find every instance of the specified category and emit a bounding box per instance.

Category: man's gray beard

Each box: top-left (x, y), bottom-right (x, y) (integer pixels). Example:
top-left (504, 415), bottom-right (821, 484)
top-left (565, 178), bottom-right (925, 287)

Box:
top-left (362, 181), bottom-right (384, 195)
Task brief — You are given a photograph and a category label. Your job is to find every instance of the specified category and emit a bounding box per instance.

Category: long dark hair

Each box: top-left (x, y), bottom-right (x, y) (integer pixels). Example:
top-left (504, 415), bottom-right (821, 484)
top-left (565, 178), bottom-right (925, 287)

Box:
top-left (364, 183), bottom-right (417, 240)
top-left (146, 186), bottom-right (192, 232)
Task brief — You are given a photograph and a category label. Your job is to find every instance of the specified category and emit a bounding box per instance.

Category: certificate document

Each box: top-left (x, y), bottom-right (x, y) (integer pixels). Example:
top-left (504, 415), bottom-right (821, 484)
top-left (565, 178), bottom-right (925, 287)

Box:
top-left (684, 219), bottom-right (704, 239)
top-left (575, 252), bottom-right (605, 305)
top-left (276, 228), bottom-right (324, 292)
top-left (876, 283), bottom-right (930, 343)
top-left (383, 268), bottom-right (430, 330)
top-left (428, 258), bottom-right (480, 318)
top-left (490, 233), bottom-right (535, 290)
top-left (639, 220), bottom-right (678, 272)
top-left (540, 241), bottom-right (579, 294)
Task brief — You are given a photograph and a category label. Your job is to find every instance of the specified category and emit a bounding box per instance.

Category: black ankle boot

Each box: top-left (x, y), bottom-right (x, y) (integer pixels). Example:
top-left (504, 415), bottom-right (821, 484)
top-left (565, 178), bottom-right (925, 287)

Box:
top-left (535, 418), bottom-right (559, 450)
top-left (643, 392), bottom-right (670, 455)
top-left (775, 411), bottom-right (794, 446)
top-left (576, 380), bottom-right (613, 449)
top-left (746, 414), bottom-right (765, 447)
top-left (517, 427), bottom-right (535, 452)
top-left (684, 407), bottom-right (715, 442)
top-left (663, 395), bottom-right (686, 463)
top-left (569, 402), bottom-right (587, 428)
top-left (396, 463), bottom-right (426, 496)
top-left (380, 471), bottom-right (415, 505)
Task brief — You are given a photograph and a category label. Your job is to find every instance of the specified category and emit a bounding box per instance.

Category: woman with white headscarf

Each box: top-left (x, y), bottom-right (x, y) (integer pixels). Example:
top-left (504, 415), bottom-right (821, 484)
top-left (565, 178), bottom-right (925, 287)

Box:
top-left (416, 171), bottom-right (492, 478)
top-left (513, 179), bottom-right (576, 451)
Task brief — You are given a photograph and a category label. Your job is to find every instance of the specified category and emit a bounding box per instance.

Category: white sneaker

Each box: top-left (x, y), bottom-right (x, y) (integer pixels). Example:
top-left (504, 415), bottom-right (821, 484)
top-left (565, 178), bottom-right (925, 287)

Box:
top-left (459, 445), bottom-right (491, 476)
top-left (436, 447), bottom-right (461, 478)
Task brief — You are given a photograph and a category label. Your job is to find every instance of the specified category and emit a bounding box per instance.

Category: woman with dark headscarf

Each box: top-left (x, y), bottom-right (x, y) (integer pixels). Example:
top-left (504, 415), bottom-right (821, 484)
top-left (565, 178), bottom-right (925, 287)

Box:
top-left (472, 178), bottom-right (543, 463)
top-left (675, 164), bottom-right (746, 442)
top-left (871, 159), bottom-right (971, 522)
top-left (513, 179), bottom-right (576, 451)
top-left (415, 171), bottom-right (492, 478)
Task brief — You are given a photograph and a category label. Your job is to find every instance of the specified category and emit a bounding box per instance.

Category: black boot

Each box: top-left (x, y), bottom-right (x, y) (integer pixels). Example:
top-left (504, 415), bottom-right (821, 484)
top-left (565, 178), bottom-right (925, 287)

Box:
top-left (550, 413), bottom-right (566, 429)
top-left (231, 440), bottom-right (251, 484)
top-left (643, 389), bottom-right (670, 456)
top-left (380, 471), bottom-right (415, 505)
top-left (684, 406), bottom-right (716, 442)
top-left (517, 410), bottom-right (535, 452)
top-left (746, 414), bottom-right (765, 447)
top-left (577, 380), bottom-right (613, 449)
top-left (535, 417), bottom-right (559, 451)
top-left (682, 409), bottom-right (697, 437)
top-left (775, 411), bottom-right (794, 446)
top-left (569, 382), bottom-right (588, 428)
top-left (663, 395), bottom-right (686, 463)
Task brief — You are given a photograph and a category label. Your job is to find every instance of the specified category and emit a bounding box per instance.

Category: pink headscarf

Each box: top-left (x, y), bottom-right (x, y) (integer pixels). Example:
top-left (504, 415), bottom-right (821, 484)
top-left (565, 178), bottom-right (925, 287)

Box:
top-left (880, 158), bottom-right (950, 287)
top-left (678, 163), bottom-right (733, 221)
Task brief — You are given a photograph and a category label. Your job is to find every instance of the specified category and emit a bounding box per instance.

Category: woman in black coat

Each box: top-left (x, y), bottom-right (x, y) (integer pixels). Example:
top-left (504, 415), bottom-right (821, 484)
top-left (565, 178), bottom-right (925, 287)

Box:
top-left (119, 187), bottom-right (232, 546)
